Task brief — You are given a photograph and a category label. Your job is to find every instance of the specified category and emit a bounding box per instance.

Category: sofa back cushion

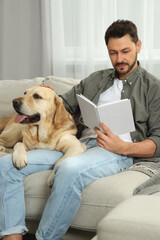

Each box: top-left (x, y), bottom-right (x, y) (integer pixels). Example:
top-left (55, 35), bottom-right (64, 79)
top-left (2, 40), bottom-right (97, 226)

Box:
top-left (0, 76), bottom-right (80, 118)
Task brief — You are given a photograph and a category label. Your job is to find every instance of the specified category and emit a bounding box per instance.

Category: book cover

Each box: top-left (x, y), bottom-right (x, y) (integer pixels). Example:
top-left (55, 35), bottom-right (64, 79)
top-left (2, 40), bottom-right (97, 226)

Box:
top-left (76, 94), bottom-right (135, 135)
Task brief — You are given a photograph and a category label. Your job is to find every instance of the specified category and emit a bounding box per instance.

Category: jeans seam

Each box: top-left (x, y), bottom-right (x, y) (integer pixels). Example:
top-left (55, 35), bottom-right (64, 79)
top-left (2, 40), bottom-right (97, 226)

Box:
top-left (0, 165), bottom-right (14, 232)
top-left (45, 185), bottom-right (73, 236)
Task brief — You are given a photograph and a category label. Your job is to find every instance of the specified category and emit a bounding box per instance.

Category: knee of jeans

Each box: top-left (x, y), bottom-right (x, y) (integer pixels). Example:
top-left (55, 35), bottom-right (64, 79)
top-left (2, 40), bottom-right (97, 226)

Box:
top-left (0, 156), bottom-right (12, 175)
top-left (54, 159), bottom-right (86, 192)
top-left (0, 158), bottom-right (22, 184)
top-left (58, 157), bottom-right (80, 173)
top-left (55, 157), bottom-right (83, 183)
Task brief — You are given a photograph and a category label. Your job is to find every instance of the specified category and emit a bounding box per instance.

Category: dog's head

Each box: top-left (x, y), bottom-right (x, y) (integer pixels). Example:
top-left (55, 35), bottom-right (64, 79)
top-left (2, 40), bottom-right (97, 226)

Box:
top-left (13, 85), bottom-right (70, 127)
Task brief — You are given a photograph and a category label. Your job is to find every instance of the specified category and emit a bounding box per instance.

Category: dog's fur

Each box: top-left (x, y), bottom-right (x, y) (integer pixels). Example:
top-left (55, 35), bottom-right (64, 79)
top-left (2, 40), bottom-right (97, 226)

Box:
top-left (0, 86), bottom-right (86, 186)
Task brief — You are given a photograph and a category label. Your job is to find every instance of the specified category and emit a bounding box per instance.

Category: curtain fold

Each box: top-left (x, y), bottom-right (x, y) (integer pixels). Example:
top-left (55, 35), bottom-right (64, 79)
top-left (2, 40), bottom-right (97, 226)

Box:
top-left (40, 0), bottom-right (53, 77)
top-left (50, 0), bottom-right (66, 77)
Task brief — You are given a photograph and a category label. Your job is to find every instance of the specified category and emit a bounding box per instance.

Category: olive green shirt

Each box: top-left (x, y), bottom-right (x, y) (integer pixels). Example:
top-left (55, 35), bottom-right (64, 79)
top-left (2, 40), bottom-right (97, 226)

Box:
top-left (61, 64), bottom-right (160, 163)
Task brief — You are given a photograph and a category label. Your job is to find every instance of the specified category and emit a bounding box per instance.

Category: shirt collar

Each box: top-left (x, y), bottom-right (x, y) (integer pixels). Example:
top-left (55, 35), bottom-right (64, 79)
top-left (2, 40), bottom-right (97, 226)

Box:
top-left (125, 62), bottom-right (142, 85)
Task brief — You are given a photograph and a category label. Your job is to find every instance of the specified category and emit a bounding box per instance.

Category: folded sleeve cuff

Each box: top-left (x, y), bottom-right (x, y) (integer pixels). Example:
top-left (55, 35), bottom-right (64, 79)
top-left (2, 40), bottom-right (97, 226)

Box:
top-left (148, 136), bottom-right (160, 158)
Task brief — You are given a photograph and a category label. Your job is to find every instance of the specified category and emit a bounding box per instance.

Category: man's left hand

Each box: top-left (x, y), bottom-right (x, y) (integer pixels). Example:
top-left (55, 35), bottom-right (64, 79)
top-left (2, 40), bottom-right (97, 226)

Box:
top-left (94, 122), bottom-right (125, 154)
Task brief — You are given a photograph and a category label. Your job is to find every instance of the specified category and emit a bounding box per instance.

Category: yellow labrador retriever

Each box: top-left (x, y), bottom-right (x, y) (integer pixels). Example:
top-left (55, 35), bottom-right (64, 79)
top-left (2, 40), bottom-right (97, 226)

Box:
top-left (0, 85), bottom-right (86, 186)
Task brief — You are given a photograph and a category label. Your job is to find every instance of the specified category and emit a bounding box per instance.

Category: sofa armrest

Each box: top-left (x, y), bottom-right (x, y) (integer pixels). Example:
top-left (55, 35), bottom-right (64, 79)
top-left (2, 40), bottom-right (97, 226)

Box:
top-left (97, 195), bottom-right (160, 240)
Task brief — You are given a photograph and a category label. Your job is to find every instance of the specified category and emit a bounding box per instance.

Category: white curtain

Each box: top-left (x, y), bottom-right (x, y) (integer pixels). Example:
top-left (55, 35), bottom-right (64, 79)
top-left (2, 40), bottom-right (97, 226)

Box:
top-left (50, 0), bottom-right (160, 79)
top-left (0, 0), bottom-right (160, 80)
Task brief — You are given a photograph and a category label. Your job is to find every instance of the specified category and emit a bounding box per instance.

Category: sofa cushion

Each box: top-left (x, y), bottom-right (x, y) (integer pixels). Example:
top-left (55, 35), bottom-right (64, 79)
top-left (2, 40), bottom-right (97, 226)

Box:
top-left (0, 77), bottom-right (44, 118)
top-left (44, 76), bottom-right (80, 95)
top-left (24, 169), bottom-right (149, 231)
top-left (97, 195), bottom-right (160, 240)
top-left (91, 236), bottom-right (97, 240)
top-left (0, 76), bottom-right (80, 118)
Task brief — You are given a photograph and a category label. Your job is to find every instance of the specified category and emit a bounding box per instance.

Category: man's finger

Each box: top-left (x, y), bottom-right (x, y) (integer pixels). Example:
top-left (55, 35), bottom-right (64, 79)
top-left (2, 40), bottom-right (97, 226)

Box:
top-left (99, 122), bottom-right (112, 135)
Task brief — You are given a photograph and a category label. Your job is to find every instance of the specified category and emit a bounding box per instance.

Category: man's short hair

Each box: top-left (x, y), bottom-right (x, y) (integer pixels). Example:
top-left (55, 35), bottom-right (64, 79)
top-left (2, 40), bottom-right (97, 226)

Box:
top-left (104, 20), bottom-right (139, 46)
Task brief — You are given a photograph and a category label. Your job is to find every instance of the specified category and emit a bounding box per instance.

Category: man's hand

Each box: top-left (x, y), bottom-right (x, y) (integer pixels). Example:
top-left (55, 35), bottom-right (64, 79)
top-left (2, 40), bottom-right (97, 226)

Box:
top-left (94, 122), bottom-right (156, 158)
top-left (94, 122), bottom-right (126, 155)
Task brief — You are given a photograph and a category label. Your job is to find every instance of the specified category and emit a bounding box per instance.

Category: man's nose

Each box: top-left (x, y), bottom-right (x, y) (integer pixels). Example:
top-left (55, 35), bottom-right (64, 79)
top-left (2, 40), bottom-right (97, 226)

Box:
top-left (117, 53), bottom-right (123, 63)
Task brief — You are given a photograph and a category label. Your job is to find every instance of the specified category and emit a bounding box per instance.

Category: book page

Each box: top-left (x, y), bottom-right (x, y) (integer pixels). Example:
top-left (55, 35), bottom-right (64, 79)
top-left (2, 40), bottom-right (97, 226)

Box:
top-left (98, 99), bottom-right (135, 135)
top-left (76, 94), bottom-right (135, 134)
top-left (76, 94), bottom-right (100, 129)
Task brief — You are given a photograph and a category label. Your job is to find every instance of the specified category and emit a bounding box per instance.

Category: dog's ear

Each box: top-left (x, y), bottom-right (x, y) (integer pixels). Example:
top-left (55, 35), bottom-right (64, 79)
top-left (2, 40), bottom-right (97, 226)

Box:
top-left (54, 95), bottom-right (71, 128)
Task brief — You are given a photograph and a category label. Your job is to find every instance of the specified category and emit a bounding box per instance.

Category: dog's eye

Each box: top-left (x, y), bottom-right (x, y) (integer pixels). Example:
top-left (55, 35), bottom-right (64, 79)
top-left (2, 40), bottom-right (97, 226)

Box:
top-left (33, 93), bottom-right (42, 99)
top-left (24, 91), bottom-right (27, 95)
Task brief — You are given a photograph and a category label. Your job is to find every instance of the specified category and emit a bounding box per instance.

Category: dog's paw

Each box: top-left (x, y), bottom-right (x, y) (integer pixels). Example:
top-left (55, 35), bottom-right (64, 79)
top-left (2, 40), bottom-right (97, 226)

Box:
top-left (13, 153), bottom-right (28, 169)
top-left (13, 142), bottom-right (28, 169)
top-left (47, 170), bottom-right (55, 187)
top-left (0, 146), bottom-right (9, 153)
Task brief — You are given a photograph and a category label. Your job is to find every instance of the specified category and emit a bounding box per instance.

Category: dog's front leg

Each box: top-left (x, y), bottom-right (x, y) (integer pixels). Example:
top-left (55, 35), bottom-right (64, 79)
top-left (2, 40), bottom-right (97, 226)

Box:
top-left (13, 142), bottom-right (28, 169)
top-left (0, 145), bottom-right (13, 153)
top-left (47, 145), bottom-right (86, 187)
top-left (47, 168), bottom-right (56, 187)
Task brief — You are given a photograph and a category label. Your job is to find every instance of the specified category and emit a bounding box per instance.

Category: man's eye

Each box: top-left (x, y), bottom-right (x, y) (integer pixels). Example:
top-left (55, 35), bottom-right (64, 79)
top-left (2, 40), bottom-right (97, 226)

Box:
top-left (33, 94), bottom-right (42, 99)
top-left (110, 52), bottom-right (116, 56)
top-left (123, 50), bottom-right (129, 54)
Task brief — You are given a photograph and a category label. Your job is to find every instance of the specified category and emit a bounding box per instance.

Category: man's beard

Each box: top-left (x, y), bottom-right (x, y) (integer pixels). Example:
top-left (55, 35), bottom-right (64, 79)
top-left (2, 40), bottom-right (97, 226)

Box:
top-left (114, 54), bottom-right (137, 77)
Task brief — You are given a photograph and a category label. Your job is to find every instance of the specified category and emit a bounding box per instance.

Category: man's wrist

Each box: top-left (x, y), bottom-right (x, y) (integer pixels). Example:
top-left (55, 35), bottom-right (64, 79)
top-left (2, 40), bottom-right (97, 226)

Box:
top-left (119, 142), bottom-right (132, 156)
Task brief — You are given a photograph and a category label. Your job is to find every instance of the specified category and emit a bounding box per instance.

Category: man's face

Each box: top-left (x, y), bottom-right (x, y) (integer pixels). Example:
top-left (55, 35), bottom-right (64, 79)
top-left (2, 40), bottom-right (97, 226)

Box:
top-left (107, 34), bottom-right (141, 79)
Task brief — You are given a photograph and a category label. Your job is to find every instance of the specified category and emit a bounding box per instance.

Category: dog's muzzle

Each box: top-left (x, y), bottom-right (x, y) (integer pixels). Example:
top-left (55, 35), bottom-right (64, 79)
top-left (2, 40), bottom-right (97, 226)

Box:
top-left (12, 98), bottom-right (40, 124)
top-left (13, 98), bottom-right (22, 113)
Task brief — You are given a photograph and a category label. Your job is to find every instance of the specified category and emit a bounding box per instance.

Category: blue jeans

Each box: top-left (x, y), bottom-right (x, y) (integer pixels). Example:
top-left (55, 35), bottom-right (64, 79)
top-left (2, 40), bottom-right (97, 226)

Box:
top-left (0, 138), bottom-right (133, 240)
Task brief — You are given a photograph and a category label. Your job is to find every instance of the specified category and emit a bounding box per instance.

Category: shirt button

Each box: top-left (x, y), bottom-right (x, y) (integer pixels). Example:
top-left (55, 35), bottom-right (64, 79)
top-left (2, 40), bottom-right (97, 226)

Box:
top-left (133, 139), bottom-right (137, 142)
top-left (122, 90), bottom-right (125, 93)
top-left (124, 79), bottom-right (127, 82)
top-left (129, 82), bottom-right (132, 85)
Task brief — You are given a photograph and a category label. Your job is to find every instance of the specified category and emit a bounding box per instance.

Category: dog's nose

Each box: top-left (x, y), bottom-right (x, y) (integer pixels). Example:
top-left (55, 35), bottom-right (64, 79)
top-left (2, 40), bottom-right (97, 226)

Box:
top-left (12, 98), bottom-right (21, 108)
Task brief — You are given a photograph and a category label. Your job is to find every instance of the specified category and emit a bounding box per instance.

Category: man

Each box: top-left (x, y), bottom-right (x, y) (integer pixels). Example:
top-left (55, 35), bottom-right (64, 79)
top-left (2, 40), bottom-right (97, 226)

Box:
top-left (1, 20), bottom-right (160, 240)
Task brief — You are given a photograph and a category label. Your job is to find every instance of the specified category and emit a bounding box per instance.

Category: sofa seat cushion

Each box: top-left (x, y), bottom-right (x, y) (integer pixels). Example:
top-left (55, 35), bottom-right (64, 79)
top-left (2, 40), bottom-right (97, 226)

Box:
top-left (97, 195), bottom-right (160, 240)
top-left (24, 169), bottom-right (149, 231)
top-left (91, 236), bottom-right (97, 240)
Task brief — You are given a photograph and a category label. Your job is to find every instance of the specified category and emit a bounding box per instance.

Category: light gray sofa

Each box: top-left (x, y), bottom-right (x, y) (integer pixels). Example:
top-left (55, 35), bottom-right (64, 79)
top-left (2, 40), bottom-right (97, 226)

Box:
top-left (0, 76), bottom-right (156, 240)
top-left (92, 194), bottom-right (160, 240)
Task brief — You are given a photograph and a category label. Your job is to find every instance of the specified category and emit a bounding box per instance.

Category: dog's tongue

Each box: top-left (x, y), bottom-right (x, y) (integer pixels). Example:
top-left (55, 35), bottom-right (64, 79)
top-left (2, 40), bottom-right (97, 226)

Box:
top-left (14, 114), bottom-right (27, 123)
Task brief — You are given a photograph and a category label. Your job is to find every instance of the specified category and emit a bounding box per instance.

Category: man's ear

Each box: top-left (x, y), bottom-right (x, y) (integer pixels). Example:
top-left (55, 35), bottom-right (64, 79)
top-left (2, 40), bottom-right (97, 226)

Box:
top-left (136, 39), bottom-right (142, 54)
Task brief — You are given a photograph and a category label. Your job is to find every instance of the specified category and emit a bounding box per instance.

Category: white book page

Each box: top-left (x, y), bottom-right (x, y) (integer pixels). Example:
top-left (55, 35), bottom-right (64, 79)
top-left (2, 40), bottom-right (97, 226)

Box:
top-left (98, 99), bottom-right (135, 135)
top-left (76, 94), bottom-right (100, 129)
top-left (99, 98), bottom-right (128, 107)
top-left (76, 94), bottom-right (135, 134)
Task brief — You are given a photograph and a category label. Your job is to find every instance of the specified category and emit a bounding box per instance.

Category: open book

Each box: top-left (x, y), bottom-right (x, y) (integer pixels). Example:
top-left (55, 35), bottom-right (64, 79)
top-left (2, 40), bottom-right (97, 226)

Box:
top-left (76, 94), bottom-right (135, 135)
